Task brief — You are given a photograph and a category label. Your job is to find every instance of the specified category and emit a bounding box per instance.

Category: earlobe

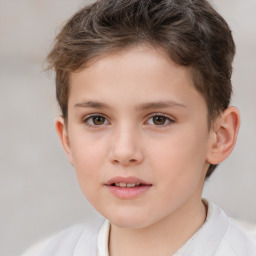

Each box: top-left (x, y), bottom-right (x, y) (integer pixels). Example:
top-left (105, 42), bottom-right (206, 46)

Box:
top-left (206, 107), bottom-right (240, 165)
top-left (55, 116), bottom-right (74, 166)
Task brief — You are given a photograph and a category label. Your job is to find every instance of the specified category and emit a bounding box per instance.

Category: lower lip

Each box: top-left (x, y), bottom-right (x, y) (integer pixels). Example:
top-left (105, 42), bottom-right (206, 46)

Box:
top-left (106, 185), bottom-right (152, 199)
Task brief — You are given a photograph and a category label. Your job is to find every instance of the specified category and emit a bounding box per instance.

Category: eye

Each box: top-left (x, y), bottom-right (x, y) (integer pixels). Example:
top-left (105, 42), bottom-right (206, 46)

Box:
top-left (83, 115), bottom-right (110, 127)
top-left (146, 114), bottom-right (174, 127)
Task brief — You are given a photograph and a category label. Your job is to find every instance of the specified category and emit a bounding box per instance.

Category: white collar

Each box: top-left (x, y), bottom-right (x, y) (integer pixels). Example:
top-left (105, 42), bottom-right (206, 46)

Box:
top-left (97, 219), bottom-right (110, 256)
top-left (96, 200), bottom-right (228, 256)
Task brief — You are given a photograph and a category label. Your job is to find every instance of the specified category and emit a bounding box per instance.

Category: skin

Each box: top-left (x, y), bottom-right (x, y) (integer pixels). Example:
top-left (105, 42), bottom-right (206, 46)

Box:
top-left (56, 45), bottom-right (240, 256)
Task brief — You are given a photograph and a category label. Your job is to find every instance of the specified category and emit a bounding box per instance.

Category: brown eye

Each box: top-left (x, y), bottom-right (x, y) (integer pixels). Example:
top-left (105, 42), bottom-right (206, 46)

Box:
top-left (84, 115), bottom-right (109, 127)
top-left (92, 116), bottom-right (106, 125)
top-left (152, 116), bottom-right (167, 125)
top-left (145, 114), bottom-right (174, 127)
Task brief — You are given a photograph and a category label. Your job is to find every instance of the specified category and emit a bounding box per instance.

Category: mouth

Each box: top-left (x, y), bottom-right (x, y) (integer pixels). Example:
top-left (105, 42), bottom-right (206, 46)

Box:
top-left (105, 176), bottom-right (152, 199)
top-left (106, 176), bottom-right (152, 187)
top-left (111, 182), bottom-right (143, 188)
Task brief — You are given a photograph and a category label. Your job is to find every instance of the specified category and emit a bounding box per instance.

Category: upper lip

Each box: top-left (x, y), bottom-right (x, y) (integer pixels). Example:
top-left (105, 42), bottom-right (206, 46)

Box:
top-left (105, 176), bottom-right (151, 186)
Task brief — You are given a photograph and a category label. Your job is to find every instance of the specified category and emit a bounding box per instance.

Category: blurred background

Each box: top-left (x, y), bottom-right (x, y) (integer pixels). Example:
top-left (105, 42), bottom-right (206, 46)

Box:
top-left (0, 0), bottom-right (255, 255)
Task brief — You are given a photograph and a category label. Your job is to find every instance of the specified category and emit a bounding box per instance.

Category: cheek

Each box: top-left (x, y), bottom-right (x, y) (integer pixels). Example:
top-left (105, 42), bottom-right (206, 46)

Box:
top-left (147, 127), bottom-right (209, 180)
top-left (70, 128), bottom-right (108, 167)
top-left (69, 136), bottom-right (107, 194)
top-left (146, 132), bottom-right (208, 212)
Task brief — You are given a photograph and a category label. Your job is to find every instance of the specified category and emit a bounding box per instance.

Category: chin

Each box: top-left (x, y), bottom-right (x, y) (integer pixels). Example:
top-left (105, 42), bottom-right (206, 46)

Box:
top-left (107, 212), bottom-right (153, 229)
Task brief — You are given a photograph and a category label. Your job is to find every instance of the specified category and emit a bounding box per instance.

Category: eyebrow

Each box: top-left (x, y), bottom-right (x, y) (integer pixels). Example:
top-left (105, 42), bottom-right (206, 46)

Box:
top-left (74, 100), bottom-right (187, 110)
top-left (74, 101), bottom-right (110, 109)
top-left (136, 101), bottom-right (187, 111)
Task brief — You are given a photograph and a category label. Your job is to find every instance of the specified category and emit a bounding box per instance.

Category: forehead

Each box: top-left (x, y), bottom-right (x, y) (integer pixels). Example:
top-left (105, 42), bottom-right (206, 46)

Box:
top-left (68, 45), bottom-right (207, 115)
top-left (70, 45), bottom-right (193, 91)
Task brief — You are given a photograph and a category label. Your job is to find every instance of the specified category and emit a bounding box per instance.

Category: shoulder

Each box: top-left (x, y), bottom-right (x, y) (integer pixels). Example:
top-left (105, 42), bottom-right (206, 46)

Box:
top-left (209, 203), bottom-right (256, 256)
top-left (187, 200), bottom-right (256, 256)
top-left (21, 220), bottom-right (105, 256)
top-left (20, 237), bottom-right (52, 256)
top-left (215, 219), bottom-right (256, 255)
top-left (231, 218), bottom-right (256, 241)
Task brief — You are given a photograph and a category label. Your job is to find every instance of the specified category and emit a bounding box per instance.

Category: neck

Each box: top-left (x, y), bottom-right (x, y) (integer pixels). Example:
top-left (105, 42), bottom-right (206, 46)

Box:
top-left (109, 198), bottom-right (207, 256)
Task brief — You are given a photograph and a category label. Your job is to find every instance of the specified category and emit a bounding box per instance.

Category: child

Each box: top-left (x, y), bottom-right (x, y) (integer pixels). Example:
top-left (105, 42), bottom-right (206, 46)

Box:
top-left (23, 0), bottom-right (256, 255)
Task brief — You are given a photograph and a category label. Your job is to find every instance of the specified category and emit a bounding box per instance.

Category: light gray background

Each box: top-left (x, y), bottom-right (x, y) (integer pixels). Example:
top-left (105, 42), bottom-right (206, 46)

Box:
top-left (0, 0), bottom-right (255, 255)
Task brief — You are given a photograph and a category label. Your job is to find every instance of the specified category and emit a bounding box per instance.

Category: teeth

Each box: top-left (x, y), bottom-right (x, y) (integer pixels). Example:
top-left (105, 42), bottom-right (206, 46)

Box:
top-left (114, 183), bottom-right (141, 187)
top-left (127, 183), bottom-right (136, 188)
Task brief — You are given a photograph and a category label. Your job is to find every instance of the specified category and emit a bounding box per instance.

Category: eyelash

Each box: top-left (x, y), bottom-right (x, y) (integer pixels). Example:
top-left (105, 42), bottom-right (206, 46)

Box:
top-left (82, 113), bottom-right (175, 128)
top-left (82, 114), bottom-right (110, 128)
top-left (145, 113), bottom-right (175, 127)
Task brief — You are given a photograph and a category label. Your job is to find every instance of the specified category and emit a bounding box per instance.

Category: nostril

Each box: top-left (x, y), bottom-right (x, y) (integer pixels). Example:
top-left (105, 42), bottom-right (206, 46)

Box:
top-left (112, 159), bottom-right (120, 164)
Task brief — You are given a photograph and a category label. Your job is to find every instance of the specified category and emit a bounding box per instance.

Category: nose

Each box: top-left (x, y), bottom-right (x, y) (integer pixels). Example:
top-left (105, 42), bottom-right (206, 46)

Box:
top-left (109, 126), bottom-right (144, 166)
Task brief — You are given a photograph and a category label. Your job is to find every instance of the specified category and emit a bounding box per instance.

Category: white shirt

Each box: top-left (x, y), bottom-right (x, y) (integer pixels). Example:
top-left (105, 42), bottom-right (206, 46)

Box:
top-left (21, 201), bottom-right (256, 256)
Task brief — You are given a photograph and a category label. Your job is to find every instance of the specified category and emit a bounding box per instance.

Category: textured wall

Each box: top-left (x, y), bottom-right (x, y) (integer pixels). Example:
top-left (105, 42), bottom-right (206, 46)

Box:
top-left (0, 0), bottom-right (255, 255)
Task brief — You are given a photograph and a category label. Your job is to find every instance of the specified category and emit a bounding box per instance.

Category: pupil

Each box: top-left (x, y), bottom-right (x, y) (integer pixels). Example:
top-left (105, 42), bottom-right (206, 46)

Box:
top-left (153, 116), bottom-right (166, 125)
top-left (93, 116), bottom-right (105, 125)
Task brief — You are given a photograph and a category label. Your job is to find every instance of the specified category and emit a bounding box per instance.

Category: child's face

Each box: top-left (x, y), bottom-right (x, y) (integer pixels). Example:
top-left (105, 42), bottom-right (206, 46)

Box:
top-left (59, 46), bottom-right (214, 229)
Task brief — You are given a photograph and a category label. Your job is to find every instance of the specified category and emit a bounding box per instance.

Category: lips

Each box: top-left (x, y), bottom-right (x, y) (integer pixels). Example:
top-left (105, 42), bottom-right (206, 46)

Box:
top-left (105, 176), bottom-right (152, 199)
top-left (106, 176), bottom-right (151, 186)
top-left (114, 182), bottom-right (141, 188)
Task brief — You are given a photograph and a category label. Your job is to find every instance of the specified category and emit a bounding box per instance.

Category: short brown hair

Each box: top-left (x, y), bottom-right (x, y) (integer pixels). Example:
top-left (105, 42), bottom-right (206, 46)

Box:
top-left (47, 0), bottom-right (236, 178)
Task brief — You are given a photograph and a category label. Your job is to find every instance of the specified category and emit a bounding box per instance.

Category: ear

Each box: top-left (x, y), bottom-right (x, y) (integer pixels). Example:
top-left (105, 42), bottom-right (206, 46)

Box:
top-left (206, 107), bottom-right (240, 165)
top-left (55, 116), bottom-right (74, 166)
